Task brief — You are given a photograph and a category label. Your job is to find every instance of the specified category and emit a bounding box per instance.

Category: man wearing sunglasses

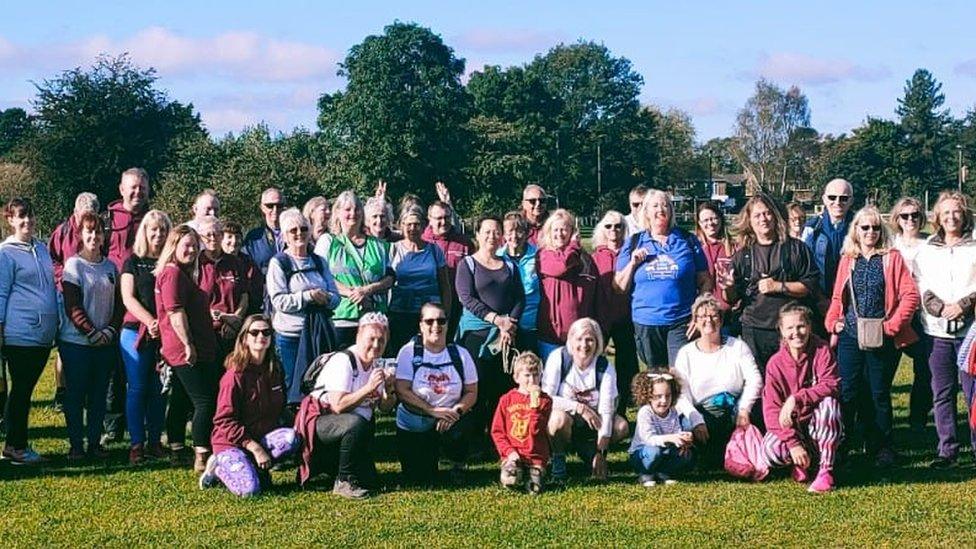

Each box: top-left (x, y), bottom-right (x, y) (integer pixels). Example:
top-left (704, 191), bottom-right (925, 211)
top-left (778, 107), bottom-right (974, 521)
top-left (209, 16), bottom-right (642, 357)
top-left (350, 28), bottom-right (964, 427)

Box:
top-left (624, 185), bottom-right (649, 238)
top-left (521, 184), bottom-right (549, 245)
top-left (243, 187), bottom-right (287, 277)
top-left (802, 178), bottom-right (855, 296)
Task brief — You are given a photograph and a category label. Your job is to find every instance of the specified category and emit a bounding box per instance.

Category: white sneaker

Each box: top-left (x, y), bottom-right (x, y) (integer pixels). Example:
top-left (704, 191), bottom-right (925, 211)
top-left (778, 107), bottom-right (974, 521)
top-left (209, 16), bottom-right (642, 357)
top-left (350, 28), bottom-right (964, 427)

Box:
top-left (198, 455), bottom-right (219, 490)
top-left (638, 474), bottom-right (656, 487)
top-left (2, 446), bottom-right (46, 465)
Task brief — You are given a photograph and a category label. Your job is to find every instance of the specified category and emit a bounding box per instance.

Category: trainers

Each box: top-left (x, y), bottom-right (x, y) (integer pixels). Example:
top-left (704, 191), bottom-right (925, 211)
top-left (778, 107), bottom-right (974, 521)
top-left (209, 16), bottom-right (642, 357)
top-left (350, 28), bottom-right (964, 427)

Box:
top-left (145, 442), bottom-right (166, 459)
top-left (791, 465), bottom-right (810, 483)
top-left (527, 466), bottom-right (544, 495)
top-left (3, 446), bottom-right (47, 465)
top-left (129, 444), bottom-right (145, 465)
top-left (52, 387), bottom-right (66, 412)
top-left (807, 470), bottom-right (835, 494)
top-left (500, 461), bottom-right (520, 488)
top-left (332, 479), bottom-right (369, 499)
top-left (929, 456), bottom-right (956, 469)
top-left (550, 453), bottom-right (568, 483)
top-left (638, 474), bottom-right (656, 487)
top-left (100, 430), bottom-right (120, 447)
top-left (194, 451), bottom-right (211, 473)
top-left (656, 473), bottom-right (677, 486)
top-left (198, 455), bottom-right (219, 490)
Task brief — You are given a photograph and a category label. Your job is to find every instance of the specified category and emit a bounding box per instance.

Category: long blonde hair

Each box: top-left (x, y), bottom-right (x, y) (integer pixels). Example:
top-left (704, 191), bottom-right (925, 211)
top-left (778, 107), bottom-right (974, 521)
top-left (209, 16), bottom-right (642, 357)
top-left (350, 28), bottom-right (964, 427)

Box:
top-left (930, 191), bottom-right (974, 238)
top-left (734, 194), bottom-right (787, 248)
top-left (638, 189), bottom-right (675, 232)
top-left (840, 206), bottom-right (891, 258)
top-left (153, 224), bottom-right (201, 281)
top-left (537, 208), bottom-right (577, 251)
top-left (132, 210), bottom-right (172, 259)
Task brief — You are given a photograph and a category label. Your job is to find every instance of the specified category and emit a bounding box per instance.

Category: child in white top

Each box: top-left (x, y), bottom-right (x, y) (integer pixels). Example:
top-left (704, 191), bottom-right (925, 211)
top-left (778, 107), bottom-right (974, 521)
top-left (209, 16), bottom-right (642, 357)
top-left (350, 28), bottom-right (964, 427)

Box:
top-left (628, 369), bottom-right (696, 487)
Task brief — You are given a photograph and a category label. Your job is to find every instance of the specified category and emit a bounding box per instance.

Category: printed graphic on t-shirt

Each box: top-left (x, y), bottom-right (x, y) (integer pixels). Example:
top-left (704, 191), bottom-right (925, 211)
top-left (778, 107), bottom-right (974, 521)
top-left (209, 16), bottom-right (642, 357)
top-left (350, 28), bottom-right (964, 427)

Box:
top-left (569, 387), bottom-right (599, 408)
top-left (643, 254), bottom-right (678, 280)
top-left (506, 402), bottom-right (533, 442)
top-left (425, 371), bottom-right (452, 395)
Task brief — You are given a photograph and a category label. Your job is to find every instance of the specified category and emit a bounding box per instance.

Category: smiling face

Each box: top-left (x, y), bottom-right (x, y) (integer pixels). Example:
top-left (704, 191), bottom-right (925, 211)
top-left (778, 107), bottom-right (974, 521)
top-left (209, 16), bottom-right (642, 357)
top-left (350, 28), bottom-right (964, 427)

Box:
top-left (282, 217), bottom-right (309, 251)
top-left (356, 324), bottom-right (388, 365)
top-left (197, 221), bottom-right (220, 254)
top-left (522, 188), bottom-right (547, 224)
top-left (337, 200), bottom-right (360, 233)
top-left (174, 233), bottom-right (199, 266)
top-left (503, 218), bottom-right (526, 251)
top-left (366, 206), bottom-right (388, 237)
top-left (822, 179), bottom-right (852, 222)
top-left (221, 231), bottom-right (241, 255)
top-left (698, 208), bottom-right (722, 240)
top-left (896, 204), bottom-right (922, 237)
top-left (645, 193), bottom-right (671, 232)
top-left (650, 380), bottom-right (673, 417)
top-left (119, 173), bottom-right (149, 213)
top-left (192, 194), bottom-right (219, 221)
top-left (146, 220), bottom-right (168, 255)
top-left (600, 216), bottom-right (624, 246)
top-left (938, 198), bottom-right (965, 237)
top-left (477, 219), bottom-right (502, 253)
top-left (80, 223), bottom-right (104, 255)
top-left (694, 304), bottom-right (722, 337)
top-left (568, 328), bottom-right (598, 364)
top-left (419, 306), bottom-right (448, 348)
top-left (550, 218), bottom-right (572, 248)
top-left (779, 311), bottom-right (810, 353)
top-left (5, 207), bottom-right (34, 241)
top-left (428, 204), bottom-right (451, 237)
top-left (260, 189), bottom-right (284, 229)
top-left (245, 319), bottom-right (272, 356)
top-left (856, 213), bottom-right (883, 249)
top-left (749, 201), bottom-right (776, 241)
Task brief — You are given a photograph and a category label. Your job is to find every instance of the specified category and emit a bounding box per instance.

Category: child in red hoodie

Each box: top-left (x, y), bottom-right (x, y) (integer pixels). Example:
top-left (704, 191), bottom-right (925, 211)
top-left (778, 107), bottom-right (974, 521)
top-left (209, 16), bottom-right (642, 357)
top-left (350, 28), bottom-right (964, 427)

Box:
top-left (762, 302), bottom-right (843, 494)
top-left (491, 351), bottom-right (552, 495)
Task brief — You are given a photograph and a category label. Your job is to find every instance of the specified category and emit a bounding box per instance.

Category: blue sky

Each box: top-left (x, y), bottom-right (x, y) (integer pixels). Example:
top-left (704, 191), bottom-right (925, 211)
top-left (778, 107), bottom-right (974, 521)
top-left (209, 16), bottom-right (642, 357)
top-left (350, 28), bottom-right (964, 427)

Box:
top-left (2, 1), bottom-right (975, 140)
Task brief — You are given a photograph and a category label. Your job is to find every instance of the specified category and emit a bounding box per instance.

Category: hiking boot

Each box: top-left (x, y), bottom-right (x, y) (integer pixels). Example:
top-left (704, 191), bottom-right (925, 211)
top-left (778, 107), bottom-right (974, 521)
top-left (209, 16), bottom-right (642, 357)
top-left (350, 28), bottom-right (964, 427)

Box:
top-left (791, 465), bottom-right (810, 483)
top-left (198, 455), bottom-right (219, 490)
top-left (52, 387), bottom-right (66, 412)
top-left (527, 466), bottom-right (544, 495)
top-left (194, 451), bottom-right (211, 473)
top-left (638, 474), bottom-right (656, 487)
top-left (2, 446), bottom-right (47, 465)
top-left (550, 453), bottom-right (568, 483)
top-left (332, 479), bottom-right (369, 499)
top-left (807, 470), bottom-right (835, 494)
top-left (129, 444), bottom-right (145, 465)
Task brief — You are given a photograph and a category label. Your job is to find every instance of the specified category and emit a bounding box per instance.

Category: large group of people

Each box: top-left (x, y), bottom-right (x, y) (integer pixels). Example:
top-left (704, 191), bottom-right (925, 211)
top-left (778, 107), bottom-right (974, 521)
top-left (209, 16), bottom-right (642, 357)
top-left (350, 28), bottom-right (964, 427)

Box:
top-left (0, 168), bottom-right (973, 501)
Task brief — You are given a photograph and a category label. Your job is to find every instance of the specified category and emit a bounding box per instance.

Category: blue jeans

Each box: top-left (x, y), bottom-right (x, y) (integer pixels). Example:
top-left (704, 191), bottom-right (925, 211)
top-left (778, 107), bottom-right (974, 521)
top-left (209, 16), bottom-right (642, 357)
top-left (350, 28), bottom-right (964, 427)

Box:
top-left (837, 332), bottom-right (898, 453)
top-left (120, 327), bottom-right (165, 446)
top-left (634, 318), bottom-right (690, 368)
top-left (59, 341), bottom-right (115, 451)
top-left (276, 334), bottom-right (300, 397)
top-left (629, 444), bottom-right (694, 476)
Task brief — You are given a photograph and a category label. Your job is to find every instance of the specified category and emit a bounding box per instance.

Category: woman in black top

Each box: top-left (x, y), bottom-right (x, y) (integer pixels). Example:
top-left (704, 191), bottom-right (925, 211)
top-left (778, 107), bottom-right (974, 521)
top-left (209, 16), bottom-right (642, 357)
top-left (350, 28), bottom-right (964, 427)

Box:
top-left (119, 210), bottom-right (172, 465)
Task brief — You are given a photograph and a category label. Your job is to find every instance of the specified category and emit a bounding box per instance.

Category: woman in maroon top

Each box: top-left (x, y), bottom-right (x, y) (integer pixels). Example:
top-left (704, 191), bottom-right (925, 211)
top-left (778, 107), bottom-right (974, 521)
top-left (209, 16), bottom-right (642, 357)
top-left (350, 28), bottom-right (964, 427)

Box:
top-left (695, 202), bottom-right (736, 317)
top-left (536, 208), bottom-right (596, 361)
top-left (591, 209), bottom-right (638, 415)
top-left (199, 314), bottom-right (300, 496)
top-left (197, 217), bottom-right (249, 358)
top-left (155, 225), bottom-right (219, 471)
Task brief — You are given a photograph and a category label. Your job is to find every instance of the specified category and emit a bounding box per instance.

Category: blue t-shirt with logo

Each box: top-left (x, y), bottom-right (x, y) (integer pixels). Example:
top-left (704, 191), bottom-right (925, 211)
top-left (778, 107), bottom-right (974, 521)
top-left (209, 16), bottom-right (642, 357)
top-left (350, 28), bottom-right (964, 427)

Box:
top-left (615, 228), bottom-right (707, 326)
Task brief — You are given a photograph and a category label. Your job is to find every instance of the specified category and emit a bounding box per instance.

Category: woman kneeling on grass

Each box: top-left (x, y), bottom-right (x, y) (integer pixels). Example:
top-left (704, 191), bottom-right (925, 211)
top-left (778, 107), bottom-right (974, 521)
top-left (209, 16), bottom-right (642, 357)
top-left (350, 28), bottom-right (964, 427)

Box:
top-left (200, 314), bottom-right (301, 496)
top-left (543, 317), bottom-right (629, 482)
top-left (762, 302), bottom-right (842, 494)
top-left (295, 312), bottom-right (397, 499)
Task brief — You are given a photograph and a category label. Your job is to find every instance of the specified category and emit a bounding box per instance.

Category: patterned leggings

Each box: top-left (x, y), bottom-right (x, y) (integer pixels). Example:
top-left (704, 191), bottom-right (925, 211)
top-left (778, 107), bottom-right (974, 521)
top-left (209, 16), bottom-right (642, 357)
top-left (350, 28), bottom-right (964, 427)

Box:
top-left (213, 428), bottom-right (301, 497)
top-left (763, 397), bottom-right (842, 472)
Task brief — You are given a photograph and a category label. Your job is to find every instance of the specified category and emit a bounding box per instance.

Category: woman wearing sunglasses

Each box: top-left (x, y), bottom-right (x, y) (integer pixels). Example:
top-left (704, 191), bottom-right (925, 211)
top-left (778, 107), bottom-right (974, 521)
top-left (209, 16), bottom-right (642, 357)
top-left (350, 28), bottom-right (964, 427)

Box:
top-left (825, 206), bottom-right (919, 467)
top-left (591, 210), bottom-right (639, 415)
top-left (200, 314), bottom-right (300, 496)
top-left (888, 197), bottom-right (931, 432)
top-left (393, 302), bottom-right (478, 485)
top-left (695, 202), bottom-right (737, 323)
top-left (267, 208), bottom-right (341, 404)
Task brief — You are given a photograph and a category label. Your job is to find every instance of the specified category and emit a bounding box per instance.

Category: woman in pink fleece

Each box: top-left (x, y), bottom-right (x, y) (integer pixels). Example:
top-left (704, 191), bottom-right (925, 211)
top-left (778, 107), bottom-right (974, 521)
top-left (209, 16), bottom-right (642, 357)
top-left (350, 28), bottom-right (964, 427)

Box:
top-left (762, 302), bottom-right (842, 494)
top-left (536, 209), bottom-right (596, 361)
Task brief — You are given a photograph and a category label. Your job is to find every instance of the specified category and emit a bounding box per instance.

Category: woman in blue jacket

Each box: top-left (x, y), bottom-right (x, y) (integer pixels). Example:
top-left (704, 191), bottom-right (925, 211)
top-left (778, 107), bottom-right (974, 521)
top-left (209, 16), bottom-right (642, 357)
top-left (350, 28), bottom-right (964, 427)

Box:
top-left (0, 197), bottom-right (59, 465)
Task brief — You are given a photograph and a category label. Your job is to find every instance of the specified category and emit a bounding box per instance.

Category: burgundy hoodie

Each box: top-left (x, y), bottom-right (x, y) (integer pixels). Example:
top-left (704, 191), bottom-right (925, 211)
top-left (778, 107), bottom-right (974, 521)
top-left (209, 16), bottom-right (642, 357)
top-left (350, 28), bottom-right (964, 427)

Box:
top-left (762, 335), bottom-right (840, 449)
top-left (537, 241), bottom-right (596, 343)
top-left (105, 199), bottom-right (147, 271)
top-left (422, 226), bottom-right (473, 273)
top-left (48, 215), bottom-right (82, 288)
top-left (211, 362), bottom-right (285, 456)
top-left (591, 245), bottom-right (631, 330)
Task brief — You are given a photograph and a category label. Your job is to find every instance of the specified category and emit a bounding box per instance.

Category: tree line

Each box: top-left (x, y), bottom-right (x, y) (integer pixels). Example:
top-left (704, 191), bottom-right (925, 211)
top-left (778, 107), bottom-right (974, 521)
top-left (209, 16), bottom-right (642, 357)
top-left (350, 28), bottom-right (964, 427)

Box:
top-left (0, 21), bottom-right (973, 232)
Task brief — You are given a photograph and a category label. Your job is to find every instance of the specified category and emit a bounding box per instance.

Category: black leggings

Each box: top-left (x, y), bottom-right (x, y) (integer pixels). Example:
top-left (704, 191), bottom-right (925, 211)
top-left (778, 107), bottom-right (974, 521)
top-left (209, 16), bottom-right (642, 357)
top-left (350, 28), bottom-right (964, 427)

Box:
top-left (3, 346), bottom-right (51, 449)
top-left (166, 362), bottom-right (218, 450)
top-left (314, 412), bottom-right (375, 483)
top-left (397, 413), bottom-right (474, 483)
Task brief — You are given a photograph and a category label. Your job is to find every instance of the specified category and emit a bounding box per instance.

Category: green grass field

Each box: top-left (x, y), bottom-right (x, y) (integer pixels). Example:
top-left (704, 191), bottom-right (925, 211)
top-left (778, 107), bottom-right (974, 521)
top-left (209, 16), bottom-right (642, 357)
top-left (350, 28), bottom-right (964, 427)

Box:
top-left (1, 354), bottom-right (975, 547)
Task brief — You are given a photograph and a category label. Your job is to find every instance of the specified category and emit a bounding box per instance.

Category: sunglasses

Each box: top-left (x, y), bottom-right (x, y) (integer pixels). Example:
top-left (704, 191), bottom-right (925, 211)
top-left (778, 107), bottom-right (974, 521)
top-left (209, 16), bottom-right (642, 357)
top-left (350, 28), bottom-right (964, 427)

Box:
top-left (422, 317), bottom-right (448, 326)
top-left (826, 195), bottom-right (850, 203)
top-left (859, 225), bottom-right (881, 232)
top-left (647, 373), bottom-right (674, 381)
top-left (630, 202), bottom-right (642, 208)
top-left (263, 202), bottom-right (284, 210)
top-left (523, 198), bottom-right (546, 205)
top-left (287, 226), bottom-right (309, 234)
top-left (247, 328), bottom-right (273, 337)
top-left (603, 223), bottom-right (623, 230)
top-left (899, 212), bottom-right (922, 221)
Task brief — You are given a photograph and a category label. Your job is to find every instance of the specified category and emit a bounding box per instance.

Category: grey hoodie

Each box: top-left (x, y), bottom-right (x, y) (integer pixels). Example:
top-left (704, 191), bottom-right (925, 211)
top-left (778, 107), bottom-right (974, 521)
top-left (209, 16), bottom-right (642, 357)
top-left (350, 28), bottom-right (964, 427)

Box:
top-left (0, 236), bottom-right (59, 347)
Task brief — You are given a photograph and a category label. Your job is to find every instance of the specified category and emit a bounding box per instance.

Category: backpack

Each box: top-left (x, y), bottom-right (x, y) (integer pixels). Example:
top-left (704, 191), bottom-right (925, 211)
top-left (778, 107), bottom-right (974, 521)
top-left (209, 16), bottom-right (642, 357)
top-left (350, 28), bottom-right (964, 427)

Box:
top-left (411, 335), bottom-right (465, 383)
top-left (273, 251), bottom-right (327, 285)
top-left (724, 424), bottom-right (769, 481)
top-left (463, 254), bottom-right (515, 278)
top-left (300, 349), bottom-right (355, 396)
top-left (558, 347), bottom-right (609, 391)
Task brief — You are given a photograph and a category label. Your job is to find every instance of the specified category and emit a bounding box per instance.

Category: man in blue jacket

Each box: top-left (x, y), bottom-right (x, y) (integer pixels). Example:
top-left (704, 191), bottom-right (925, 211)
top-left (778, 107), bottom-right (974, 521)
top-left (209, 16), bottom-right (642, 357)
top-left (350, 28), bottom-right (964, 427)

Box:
top-left (802, 178), bottom-right (854, 295)
top-left (244, 187), bottom-right (286, 314)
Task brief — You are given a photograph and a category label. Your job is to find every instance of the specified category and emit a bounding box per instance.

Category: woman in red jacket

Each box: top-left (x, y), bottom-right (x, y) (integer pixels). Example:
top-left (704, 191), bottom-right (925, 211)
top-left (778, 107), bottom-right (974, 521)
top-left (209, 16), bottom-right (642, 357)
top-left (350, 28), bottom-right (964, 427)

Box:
top-left (590, 210), bottom-right (638, 414)
top-left (824, 206), bottom-right (919, 467)
top-left (199, 314), bottom-right (300, 496)
top-left (536, 209), bottom-right (596, 361)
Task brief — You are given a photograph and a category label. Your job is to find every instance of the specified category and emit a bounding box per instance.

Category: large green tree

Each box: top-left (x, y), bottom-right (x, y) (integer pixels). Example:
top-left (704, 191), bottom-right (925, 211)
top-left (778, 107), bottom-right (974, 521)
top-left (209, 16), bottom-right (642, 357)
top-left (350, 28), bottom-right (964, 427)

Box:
top-left (23, 54), bottom-right (203, 229)
top-left (0, 108), bottom-right (32, 159)
top-left (317, 22), bottom-right (471, 202)
top-left (896, 69), bottom-right (953, 196)
top-left (812, 119), bottom-right (908, 207)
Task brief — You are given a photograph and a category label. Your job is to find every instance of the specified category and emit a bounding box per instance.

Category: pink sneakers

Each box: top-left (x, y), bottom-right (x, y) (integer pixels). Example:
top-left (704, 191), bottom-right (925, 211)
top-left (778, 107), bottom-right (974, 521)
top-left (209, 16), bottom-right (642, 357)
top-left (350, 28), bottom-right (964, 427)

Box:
top-left (791, 465), bottom-right (809, 483)
top-left (807, 470), bottom-right (835, 494)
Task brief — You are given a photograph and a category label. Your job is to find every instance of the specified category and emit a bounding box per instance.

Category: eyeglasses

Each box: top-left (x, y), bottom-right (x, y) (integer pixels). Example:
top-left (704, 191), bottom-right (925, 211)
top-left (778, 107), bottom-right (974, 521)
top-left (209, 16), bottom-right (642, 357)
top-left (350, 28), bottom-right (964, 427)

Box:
top-left (826, 195), bottom-right (850, 203)
top-left (696, 313), bottom-right (721, 321)
top-left (247, 328), bottom-right (273, 337)
top-left (859, 225), bottom-right (881, 232)
top-left (603, 223), bottom-right (623, 230)
top-left (421, 317), bottom-right (448, 326)
top-left (523, 198), bottom-right (546, 205)
top-left (899, 212), bottom-right (922, 221)
top-left (263, 202), bottom-right (284, 210)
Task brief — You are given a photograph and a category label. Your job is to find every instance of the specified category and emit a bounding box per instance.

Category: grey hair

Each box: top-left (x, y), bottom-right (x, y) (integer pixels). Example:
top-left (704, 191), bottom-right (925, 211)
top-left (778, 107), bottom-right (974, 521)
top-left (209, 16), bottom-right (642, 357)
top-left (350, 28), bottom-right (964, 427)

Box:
top-left (278, 207), bottom-right (308, 233)
top-left (74, 192), bottom-right (100, 214)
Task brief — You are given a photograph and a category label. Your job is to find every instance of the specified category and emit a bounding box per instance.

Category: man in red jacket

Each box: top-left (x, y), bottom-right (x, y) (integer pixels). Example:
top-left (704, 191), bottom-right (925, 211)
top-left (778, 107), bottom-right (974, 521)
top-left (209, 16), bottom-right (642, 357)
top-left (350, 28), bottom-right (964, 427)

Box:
top-left (423, 199), bottom-right (473, 339)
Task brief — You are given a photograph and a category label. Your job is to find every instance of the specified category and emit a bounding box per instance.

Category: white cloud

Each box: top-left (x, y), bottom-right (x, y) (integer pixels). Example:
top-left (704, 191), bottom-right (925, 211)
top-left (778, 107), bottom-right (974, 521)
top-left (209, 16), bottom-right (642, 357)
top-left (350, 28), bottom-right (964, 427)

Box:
top-left (754, 52), bottom-right (890, 86)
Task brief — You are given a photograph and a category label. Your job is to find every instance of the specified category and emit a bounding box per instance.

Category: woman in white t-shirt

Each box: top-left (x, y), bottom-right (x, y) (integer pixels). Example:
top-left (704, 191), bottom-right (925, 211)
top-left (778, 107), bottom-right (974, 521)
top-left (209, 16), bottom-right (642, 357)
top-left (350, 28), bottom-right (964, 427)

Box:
top-left (673, 294), bottom-right (760, 467)
top-left (394, 302), bottom-right (478, 485)
top-left (543, 317), bottom-right (630, 482)
top-left (308, 312), bottom-right (397, 499)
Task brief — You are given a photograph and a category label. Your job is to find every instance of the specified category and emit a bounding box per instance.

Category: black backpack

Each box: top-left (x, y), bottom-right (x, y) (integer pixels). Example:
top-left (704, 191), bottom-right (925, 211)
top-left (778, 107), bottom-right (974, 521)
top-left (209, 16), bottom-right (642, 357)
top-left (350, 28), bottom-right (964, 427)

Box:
top-left (273, 251), bottom-right (327, 285)
top-left (300, 349), bottom-right (355, 396)
top-left (410, 335), bottom-right (466, 383)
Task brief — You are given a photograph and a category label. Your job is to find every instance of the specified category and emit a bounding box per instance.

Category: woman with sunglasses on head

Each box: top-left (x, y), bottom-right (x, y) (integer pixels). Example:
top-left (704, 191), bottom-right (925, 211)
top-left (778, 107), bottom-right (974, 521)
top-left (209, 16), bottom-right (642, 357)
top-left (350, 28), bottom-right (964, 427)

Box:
top-left (825, 206), bottom-right (919, 468)
top-left (199, 314), bottom-right (301, 497)
top-left (394, 302), bottom-right (478, 485)
top-left (887, 197), bottom-right (931, 432)
top-left (591, 210), bottom-right (639, 415)
top-left (267, 208), bottom-right (341, 404)
top-left (915, 191), bottom-right (976, 468)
